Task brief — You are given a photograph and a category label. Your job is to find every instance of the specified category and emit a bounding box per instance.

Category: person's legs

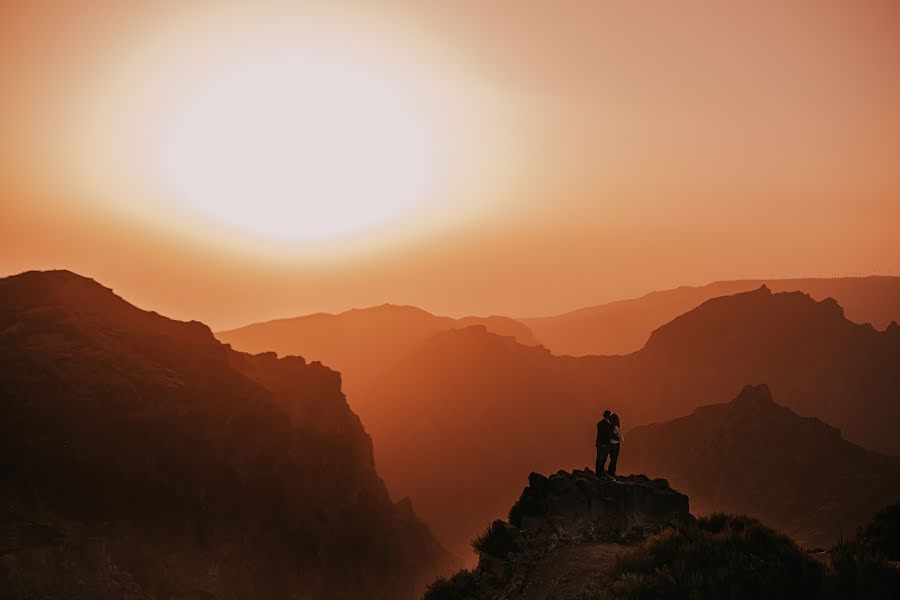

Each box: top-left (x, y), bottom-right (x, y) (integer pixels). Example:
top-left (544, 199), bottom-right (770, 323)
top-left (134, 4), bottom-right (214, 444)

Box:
top-left (595, 444), bottom-right (609, 475)
top-left (608, 444), bottom-right (620, 476)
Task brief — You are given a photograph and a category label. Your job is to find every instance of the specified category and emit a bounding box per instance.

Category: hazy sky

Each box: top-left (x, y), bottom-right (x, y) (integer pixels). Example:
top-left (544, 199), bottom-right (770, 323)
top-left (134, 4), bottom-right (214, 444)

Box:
top-left (3, 0), bottom-right (899, 329)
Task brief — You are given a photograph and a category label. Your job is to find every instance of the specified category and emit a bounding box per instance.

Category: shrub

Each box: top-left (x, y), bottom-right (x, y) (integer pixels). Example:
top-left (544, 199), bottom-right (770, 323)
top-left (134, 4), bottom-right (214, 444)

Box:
top-left (471, 523), bottom-right (495, 555)
top-left (857, 502), bottom-right (900, 560)
top-left (422, 569), bottom-right (479, 600)
top-left (825, 506), bottom-right (900, 600)
top-left (471, 520), bottom-right (519, 557)
top-left (601, 514), bottom-right (825, 599)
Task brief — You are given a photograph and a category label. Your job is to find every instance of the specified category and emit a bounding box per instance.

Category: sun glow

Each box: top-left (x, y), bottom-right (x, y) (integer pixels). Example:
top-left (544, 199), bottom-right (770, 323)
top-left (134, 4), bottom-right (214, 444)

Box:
top-left (64, 8), bottom-right (514, 255)
top-left (157, 53), bottom-right (435, 241)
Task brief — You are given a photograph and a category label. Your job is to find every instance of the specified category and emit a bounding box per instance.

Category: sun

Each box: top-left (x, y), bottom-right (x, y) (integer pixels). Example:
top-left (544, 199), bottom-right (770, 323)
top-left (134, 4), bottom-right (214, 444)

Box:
top-left (65, 11), bottom-right (509, 255)
top-left (155, 53), bottom-right (435, 241)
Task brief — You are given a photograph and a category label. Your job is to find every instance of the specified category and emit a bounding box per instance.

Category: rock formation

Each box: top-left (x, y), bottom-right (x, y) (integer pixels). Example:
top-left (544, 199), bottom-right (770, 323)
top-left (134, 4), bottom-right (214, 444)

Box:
top-left (0, 270), bottom-right (453, 599)
top-left (433, 470), bottom-right (690, 598)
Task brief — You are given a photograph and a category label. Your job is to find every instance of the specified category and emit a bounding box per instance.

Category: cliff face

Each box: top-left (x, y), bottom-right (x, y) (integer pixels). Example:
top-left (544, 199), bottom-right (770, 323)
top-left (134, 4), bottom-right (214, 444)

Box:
top-left (507, 471), bottom-right (690, 543)
top-left (622, 384), bottom-right (900, 548)
top-left (0, 270), bottom-right (452, 599)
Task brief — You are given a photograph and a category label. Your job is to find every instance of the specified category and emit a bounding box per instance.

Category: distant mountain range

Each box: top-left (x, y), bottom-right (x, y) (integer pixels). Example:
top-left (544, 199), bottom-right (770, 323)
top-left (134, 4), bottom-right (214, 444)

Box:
top-left (216, 279), bottom-right (899, 558)
top-left (592, 285), bottom-right (900, 453)
top-left (361, 287), bottom-right (900, 556)
top-left (623, 384), bottom-right (900, 548)
top-left (0, 271), bottom-right (453, 599)
top-left (217, 304), bottom-right (537, 410)
top-left (523, 276), bottom-right (900, 356)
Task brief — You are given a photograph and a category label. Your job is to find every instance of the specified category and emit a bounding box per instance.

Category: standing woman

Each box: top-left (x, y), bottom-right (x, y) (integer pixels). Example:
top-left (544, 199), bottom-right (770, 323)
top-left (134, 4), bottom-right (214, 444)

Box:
top-left (608, 413), bottom-right (624, 477)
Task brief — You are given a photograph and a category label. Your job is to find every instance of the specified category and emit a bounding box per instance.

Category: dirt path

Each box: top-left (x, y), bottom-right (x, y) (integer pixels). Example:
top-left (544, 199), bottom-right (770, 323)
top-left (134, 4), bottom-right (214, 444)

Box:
top-left (517, 543), bottom-right (630, 600)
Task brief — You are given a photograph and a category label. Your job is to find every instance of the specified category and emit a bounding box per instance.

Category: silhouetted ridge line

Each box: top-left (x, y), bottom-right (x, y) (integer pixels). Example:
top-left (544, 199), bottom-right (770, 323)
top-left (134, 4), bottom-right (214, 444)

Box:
top-left (0, 269), bottom-right (455, 599)
top-left (523, 276), bottom-right (900, 356)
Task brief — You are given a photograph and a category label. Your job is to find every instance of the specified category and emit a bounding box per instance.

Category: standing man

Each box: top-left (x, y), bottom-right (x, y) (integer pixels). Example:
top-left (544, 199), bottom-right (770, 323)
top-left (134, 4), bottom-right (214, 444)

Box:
top-left (596, 409), bottom-right (613, 476)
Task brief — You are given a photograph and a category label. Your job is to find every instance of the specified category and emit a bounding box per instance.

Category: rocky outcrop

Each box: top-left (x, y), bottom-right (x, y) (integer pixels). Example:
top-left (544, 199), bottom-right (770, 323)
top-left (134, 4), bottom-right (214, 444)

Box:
top-left (445, 470), bottom-right (689, 598)
top-left (509, 470), bottom-right (690, 539)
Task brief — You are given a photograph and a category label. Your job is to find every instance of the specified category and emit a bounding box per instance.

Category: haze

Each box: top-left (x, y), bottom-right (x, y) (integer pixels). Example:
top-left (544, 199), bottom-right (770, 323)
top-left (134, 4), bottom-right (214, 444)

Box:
top-left (2, 0), bottom-right (899, 329)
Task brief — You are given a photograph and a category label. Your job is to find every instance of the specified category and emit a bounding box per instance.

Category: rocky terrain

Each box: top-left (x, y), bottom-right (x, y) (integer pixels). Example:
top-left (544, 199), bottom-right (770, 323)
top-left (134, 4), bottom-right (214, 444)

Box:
top-left (425, 469), bottom-right (900, 599)
top-left (0, 270), bottom-right (453, 599)
top-left (427, 470), bottom-right (690, 599)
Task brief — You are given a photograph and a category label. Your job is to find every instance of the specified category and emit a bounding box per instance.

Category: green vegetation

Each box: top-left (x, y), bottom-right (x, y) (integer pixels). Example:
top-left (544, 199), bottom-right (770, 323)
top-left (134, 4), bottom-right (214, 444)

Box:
top-left (599, 514), bottom-right (824, 599)
top-left (425, 507), bottom-right (900, 599)
top-left (857, 502), bottom-right (900, 560)
top-left (601, 511), bottom-right (900, 600)
top-left (423, 570), bottom-right (479, 600)
top-left (825, 502), bottom-right (900, 600)
top-left (471, 523), bottom-right (496, 556)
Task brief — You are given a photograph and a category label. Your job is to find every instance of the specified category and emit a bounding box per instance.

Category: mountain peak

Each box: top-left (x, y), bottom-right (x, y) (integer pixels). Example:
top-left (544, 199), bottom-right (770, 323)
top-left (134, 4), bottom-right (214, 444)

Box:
top-left (345, 303), bottom-right (435, 317)
top-left (0, 270), bottom-right (454, 597)
top-left (0, 269), bottom-right (220, 351)
top-left (1, 269), bottom-right (112, 299)
top-left (643, 286), bottom-right (854, 352)
top-left (624, 386), bottom-right (900, 548)
top-left (731, 383), bottom-right (775, 408)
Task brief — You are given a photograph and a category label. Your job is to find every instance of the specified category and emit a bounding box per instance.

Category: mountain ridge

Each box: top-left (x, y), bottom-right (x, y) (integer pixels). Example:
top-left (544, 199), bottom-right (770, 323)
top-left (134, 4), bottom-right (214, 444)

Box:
top-left (523, 276), bottom-right (900, 356)
top-left (0, 269), bottom-right (454, 599)
top-left (622, 384), bottom-right (900, 548)
top-left (363, 287), bottom-right (900, 557)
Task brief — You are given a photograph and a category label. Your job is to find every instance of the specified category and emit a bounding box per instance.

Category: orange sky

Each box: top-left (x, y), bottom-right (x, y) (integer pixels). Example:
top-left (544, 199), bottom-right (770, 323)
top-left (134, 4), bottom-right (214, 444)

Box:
top-left (2, 0), bottom-right (899, 330)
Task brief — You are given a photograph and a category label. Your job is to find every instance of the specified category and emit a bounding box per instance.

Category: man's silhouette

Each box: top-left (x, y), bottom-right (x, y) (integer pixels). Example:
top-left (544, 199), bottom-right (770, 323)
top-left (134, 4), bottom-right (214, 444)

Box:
top-left (596, 409), bottom-right (613, 476)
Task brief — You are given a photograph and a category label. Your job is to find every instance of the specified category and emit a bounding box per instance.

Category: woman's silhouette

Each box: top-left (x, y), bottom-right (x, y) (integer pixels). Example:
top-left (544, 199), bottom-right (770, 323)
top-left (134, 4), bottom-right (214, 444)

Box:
top-left (608, 413), bottom-right (624, 476)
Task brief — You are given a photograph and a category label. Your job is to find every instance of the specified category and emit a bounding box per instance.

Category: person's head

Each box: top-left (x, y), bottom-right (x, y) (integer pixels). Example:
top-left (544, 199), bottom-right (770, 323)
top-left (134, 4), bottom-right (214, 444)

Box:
top-left (603, 409), bottom-right (611, 420)
top-left (610, 413), bottom-right (620, 426)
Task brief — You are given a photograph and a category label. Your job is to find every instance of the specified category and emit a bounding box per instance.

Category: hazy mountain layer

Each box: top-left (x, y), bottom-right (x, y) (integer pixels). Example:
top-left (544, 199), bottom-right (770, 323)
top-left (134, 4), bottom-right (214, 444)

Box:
top-left (217, 303), bottom-right (537, 382)
top-left (623, 384), bottom-right (900, 548)
top-left (523, 276), bottom-right (900, 356)
top-left (366, 287), bottom-right (900, 557)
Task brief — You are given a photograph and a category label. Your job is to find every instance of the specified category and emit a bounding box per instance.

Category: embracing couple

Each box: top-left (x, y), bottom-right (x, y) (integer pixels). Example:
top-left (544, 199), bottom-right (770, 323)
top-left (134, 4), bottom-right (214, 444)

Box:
top-left (595, 409), bottom-right (623, 478)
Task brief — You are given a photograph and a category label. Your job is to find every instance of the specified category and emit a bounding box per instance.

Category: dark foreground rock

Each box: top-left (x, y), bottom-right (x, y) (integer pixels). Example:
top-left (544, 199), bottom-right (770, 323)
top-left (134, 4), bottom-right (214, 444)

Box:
top-left (428, 470), bottom-right (690, 598)
top-left (0, 270), bottom-right (454, 599)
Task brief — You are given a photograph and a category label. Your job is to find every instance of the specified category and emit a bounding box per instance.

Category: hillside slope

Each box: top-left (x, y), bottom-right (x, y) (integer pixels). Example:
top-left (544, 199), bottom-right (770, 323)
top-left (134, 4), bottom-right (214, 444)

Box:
top-left (602, 286), bottom-right (900, 452)
top-left (622, 384), bottom-right (900, 548)
top-left (0, 270), bottom-right (452, 599)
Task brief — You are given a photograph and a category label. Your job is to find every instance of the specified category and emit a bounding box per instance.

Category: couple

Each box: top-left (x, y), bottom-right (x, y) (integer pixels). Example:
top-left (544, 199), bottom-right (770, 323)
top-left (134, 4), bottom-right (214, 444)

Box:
top-left (595, 410), bottom-right (623, 477)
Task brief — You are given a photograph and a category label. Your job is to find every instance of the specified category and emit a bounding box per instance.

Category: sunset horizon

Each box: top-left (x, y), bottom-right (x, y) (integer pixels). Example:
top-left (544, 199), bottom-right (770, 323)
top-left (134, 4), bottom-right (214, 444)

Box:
top-left (4, 1), bottom-right (900, 331)
top-left (2, 2), bottom-right (899, 599)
